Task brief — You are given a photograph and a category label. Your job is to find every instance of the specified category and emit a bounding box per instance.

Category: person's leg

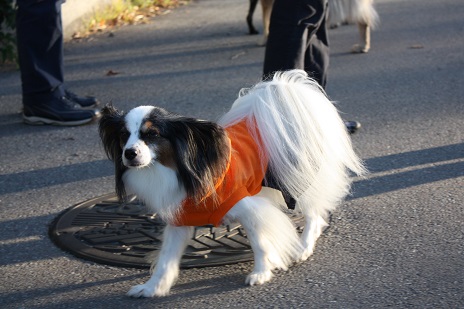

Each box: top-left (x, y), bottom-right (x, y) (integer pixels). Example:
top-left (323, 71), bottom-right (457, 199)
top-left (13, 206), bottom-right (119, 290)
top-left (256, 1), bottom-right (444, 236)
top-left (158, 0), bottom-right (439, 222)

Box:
top-left (16, 0), bottom-right (65, 97)
top-left (304, 2), bottom-right (330, 88)
top-left (16, 0), bottom-right (99, 125)
top-left (263, 0), bottom-right (329, 86)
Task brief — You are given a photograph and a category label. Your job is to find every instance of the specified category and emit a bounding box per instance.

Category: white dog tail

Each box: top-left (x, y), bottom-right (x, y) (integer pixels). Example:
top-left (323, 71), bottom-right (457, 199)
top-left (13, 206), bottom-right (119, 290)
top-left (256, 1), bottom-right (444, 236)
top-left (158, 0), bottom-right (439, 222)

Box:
top-left (219, 70), bottom-right (366, 217)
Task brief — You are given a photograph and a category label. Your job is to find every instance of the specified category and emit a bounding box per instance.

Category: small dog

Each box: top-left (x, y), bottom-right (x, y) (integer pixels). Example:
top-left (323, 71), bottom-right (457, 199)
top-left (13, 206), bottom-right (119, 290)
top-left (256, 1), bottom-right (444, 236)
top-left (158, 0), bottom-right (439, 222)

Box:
top-left (99, 70), bottom-right (366, 298)
top-left (247, 0), bottom-right (379, 53)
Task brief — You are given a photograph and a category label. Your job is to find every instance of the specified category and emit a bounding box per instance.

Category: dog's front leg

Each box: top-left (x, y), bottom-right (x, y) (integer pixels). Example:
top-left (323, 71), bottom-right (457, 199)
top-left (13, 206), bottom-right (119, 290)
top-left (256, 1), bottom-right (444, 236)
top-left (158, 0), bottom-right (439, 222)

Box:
top-left (127, 224), bottom-right (193, 298)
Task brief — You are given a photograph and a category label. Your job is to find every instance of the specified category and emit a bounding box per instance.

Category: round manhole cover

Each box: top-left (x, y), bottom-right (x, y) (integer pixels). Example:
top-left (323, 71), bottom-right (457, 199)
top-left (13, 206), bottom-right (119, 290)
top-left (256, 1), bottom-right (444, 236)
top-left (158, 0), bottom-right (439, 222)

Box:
top-left (49, 193), bottom-right (305, 269)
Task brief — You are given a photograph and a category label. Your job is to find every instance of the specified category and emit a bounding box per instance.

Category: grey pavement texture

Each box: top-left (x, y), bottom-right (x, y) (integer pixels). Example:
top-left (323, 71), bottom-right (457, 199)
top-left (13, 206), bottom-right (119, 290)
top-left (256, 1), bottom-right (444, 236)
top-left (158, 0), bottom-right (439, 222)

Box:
top-left (1, 0), bottom-right (463, 308)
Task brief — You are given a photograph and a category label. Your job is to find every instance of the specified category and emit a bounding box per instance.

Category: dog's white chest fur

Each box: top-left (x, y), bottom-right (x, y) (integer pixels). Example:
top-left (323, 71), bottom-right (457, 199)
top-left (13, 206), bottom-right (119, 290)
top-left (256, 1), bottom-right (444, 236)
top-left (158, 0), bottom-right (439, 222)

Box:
top-left (123, 162), bottom-right (186, 223)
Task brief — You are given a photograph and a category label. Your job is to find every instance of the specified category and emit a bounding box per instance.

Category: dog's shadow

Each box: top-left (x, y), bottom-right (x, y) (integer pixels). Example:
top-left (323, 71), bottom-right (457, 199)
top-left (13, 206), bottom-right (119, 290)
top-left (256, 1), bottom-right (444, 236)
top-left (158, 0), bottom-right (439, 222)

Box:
top-left (330, 51), bottom-right (361, 57)
top-left (155, 272), bottom-right (249, 301)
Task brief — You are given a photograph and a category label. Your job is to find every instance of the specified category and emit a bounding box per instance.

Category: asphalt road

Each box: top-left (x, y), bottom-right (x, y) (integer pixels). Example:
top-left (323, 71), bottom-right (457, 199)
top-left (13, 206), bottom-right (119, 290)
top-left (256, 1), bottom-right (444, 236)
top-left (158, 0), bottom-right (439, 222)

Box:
top-left (1, 0), bottom-right (463, 308)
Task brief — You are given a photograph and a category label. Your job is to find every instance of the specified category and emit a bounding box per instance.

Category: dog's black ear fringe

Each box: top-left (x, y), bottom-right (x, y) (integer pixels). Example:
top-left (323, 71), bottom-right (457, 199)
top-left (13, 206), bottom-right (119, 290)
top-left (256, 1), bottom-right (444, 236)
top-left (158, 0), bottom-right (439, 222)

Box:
top-left (165, 117), bottom-right (230, 204)
top-left (99, 104), bottom-right (128, 202)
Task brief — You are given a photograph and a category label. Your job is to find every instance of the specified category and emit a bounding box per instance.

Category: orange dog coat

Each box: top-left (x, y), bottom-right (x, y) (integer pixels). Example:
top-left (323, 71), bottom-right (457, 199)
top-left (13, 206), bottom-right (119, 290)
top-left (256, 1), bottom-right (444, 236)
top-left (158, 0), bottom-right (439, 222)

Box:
top-left (174, 121), bottom-right (266, 227)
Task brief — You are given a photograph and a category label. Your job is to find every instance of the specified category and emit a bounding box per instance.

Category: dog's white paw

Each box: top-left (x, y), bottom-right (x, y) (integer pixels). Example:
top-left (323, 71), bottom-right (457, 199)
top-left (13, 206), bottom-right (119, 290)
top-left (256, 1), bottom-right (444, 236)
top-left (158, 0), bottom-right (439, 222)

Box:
top-left (351, 44), bottom-right (369, 53)
top-left (127, 283), bottom-right (170, 298)
top-left (127, 284), bottom-right (156, 298)
top-left (257, 36), bottom-right (267, 47)
top-left (299, 247), bottom-right (314, 262)
top-left (246, 270), bottom-right (273, 286)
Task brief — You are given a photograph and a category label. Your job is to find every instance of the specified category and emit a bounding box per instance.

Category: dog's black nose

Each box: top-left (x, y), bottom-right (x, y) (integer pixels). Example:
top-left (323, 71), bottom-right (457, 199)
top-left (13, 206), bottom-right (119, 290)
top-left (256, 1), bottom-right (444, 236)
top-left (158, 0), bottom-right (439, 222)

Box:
top-left (124, 148), bottom-right (138, 160)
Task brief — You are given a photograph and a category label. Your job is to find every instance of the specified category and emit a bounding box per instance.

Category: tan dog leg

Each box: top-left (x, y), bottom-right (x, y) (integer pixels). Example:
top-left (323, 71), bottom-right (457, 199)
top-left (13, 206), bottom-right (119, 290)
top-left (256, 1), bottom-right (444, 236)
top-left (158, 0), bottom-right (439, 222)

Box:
top-left (258, 0), bottom-right (274, 46)
top-left (351, 22), bottom-right (370, 53)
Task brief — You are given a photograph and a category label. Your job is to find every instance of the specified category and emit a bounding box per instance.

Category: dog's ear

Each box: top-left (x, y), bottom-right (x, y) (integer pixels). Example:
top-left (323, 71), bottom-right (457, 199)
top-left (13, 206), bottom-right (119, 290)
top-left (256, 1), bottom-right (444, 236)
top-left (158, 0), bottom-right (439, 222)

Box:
top-left (99, 104), bottom-right (124, 160)
top-left (99, 104), bottom-right (128, 202)
top-left (166, 118), bottom-right (230, 203)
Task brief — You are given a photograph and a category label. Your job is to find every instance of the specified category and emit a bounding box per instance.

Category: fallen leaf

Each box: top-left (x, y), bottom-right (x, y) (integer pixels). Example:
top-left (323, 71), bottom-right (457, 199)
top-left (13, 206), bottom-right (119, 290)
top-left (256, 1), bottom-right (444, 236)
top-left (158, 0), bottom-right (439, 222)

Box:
top-left (106, 70), bottom-right (120, 76)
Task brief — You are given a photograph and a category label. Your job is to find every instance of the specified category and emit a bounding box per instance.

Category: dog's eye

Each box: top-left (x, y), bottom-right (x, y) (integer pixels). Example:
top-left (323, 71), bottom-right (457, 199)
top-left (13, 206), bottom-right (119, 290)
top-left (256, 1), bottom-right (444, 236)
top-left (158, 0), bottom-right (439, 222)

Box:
top-left (119, 129), bottom-right (130, 148)
top-left (142, 130), bottom-right (160, 139)
top-left (120, 129), bottom-right (130, 140)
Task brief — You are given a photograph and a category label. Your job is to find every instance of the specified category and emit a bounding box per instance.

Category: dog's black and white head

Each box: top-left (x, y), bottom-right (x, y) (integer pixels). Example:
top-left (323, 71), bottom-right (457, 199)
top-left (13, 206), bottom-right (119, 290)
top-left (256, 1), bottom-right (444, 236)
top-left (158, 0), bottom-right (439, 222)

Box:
top-left (99, 104), bottom-right (230, 205)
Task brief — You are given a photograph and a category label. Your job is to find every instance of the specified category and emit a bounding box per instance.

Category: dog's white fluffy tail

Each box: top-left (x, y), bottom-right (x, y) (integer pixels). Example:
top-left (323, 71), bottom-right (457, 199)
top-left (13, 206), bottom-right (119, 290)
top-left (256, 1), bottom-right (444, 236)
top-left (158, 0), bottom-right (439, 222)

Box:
top-left (219, 70), bottom-right (366, 219)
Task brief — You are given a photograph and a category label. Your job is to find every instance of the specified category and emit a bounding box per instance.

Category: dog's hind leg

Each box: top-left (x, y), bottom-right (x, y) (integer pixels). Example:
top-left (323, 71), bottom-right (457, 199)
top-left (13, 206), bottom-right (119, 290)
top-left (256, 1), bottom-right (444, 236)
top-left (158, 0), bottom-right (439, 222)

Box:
top-left (351, 22), bottom-right (370, 53)
top-left (127, 225), bottom-right (193, 297)
top-left (299, 213), bottom-right (328, 261)
top-left (226, 196), bottom-right (303, 286)
top-left (257, 0), bottom-right (274, 46)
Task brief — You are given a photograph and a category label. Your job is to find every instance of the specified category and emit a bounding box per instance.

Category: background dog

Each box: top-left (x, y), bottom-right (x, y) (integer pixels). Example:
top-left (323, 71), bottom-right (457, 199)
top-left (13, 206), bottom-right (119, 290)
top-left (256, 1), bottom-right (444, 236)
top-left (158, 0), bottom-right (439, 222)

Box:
top-left (247, 0), bottom-right (379, 53)
top-left (99, 70), bottom-right (366, 298)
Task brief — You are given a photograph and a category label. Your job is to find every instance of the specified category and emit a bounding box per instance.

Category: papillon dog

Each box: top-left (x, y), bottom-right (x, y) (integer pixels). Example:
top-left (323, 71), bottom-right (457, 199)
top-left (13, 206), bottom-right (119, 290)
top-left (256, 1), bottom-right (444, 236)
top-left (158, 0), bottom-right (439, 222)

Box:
top-left (99, 70), bottom-right (366, 298)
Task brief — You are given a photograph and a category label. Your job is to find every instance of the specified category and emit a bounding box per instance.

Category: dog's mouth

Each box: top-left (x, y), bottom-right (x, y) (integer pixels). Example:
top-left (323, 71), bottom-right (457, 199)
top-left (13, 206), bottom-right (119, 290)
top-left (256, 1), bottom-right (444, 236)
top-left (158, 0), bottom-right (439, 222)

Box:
top-left (123, 158), bottom-right (153, 169)
top-left (125, 162), bottom-right (149, 168)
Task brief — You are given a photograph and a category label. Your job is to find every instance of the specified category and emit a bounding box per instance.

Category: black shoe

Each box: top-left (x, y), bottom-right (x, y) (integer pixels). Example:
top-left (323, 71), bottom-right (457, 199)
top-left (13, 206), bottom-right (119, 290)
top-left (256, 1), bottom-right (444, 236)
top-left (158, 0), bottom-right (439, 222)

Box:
top-left (65, 89), bottom-right (99, 108)
top-left (345, 120), bottom-right (361, 134)
top-left (23, 94), bottom-right (100, 126)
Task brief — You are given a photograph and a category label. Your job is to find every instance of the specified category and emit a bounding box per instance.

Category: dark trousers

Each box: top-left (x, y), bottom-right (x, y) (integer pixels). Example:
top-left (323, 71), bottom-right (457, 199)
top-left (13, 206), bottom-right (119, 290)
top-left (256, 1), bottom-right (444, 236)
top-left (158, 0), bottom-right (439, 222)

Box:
top-left (263, 0), bottom-right (329, 88)
top-left (16, 0), bottom-right (65, 97)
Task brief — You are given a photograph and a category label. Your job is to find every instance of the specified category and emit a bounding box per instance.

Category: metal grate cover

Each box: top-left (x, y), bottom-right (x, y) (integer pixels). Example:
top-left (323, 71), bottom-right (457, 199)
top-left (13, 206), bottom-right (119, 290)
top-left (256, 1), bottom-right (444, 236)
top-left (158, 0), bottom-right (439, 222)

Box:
top-left (49, 193), bottom-right (304, 269)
